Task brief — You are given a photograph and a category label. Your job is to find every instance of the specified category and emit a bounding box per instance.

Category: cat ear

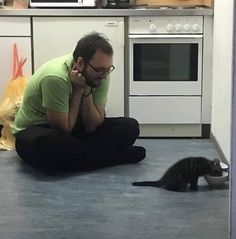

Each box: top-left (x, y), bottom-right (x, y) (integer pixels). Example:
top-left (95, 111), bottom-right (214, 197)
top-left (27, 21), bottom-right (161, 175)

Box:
top-left (213, 158), bottom-right (220, 165)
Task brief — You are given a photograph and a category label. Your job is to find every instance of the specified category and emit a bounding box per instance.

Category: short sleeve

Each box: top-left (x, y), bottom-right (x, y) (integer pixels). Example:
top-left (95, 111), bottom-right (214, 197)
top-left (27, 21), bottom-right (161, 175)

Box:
top-left (41, 76), bottom-right (70, 112)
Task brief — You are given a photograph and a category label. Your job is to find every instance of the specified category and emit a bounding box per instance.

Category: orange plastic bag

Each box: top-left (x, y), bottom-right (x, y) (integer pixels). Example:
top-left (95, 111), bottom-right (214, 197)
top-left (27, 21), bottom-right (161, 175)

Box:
top-left (0, 43), bottom-right (28, 150)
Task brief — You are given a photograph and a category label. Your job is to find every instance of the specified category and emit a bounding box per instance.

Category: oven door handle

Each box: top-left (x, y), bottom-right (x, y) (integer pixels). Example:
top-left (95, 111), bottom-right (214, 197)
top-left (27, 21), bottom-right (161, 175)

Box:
top-left (129, 34), bottom-right (203, 39)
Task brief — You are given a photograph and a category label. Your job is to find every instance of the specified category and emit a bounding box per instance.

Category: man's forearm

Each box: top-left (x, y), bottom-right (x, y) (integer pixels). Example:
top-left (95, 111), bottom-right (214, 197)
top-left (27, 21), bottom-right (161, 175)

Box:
top-left (80, 89), bottom-right (104, 132)
top-left (68, 89), bottom-right (84, 131)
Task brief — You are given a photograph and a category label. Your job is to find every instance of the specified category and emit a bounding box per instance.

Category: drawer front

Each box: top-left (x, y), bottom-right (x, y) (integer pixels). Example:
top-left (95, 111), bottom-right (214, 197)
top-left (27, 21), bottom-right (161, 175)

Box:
top-left (129, 96), bottom-right (201, 124)
top-left (0, 17), bottom-right (30, 36)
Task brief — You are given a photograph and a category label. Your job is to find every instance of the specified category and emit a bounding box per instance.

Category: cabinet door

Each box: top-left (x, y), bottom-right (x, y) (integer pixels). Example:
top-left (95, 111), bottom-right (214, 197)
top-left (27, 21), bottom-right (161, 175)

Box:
top-left (0, 37), bottom-right (32, 98)
top-left (0, 17), bottom-right (31, 36)
top-left (32, 17), bottom-right (124, 117)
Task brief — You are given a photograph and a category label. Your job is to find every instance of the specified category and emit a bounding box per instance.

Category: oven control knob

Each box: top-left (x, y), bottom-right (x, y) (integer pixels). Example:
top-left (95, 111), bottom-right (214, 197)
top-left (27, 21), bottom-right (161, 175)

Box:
top-left (175, 24), bottom-right (182, 32)
top-left (192, 24), bottom-right (200, 31)
top-left (149, 23), bottom-right (157, 32)
top-left (166, 24), bottom-right (174, 32)
top-left (183, 24), bottom-right (190, 31)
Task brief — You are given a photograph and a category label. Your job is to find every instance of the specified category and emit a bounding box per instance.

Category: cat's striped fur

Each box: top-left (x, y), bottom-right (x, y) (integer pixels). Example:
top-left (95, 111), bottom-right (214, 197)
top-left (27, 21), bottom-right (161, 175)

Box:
top-left (132, 157), bottom-right (223, 192)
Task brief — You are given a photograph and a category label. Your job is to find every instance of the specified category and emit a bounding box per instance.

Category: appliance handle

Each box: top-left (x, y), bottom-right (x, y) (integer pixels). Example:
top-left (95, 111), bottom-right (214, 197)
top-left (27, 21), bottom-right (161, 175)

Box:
top-left (129, 34), bottom-right (203, 39)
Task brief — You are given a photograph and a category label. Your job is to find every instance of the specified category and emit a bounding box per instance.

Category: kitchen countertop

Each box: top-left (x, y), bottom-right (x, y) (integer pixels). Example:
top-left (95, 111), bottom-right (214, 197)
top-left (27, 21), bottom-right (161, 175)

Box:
top-left (0, 7), bottom-right (213, 16)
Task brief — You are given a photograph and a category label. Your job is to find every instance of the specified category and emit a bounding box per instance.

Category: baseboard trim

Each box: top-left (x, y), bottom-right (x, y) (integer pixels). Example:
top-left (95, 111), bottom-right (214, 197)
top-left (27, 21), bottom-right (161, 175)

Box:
top-left (139, 124), bottom-right (202, 137)
top-left (201, 124), bottom-right (211, 139)
top-left (210, 132), bottom-right (229, 165)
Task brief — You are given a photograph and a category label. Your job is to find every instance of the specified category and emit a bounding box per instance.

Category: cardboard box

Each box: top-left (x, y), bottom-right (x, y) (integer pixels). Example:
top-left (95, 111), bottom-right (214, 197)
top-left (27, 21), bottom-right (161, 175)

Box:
top-left (135, 0), bottom-right (213, 8)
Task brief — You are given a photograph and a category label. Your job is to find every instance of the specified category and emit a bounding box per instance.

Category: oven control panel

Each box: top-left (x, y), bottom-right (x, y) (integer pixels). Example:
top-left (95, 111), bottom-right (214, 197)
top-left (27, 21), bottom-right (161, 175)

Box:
top-left (129, 16), bottom-right (203, 34)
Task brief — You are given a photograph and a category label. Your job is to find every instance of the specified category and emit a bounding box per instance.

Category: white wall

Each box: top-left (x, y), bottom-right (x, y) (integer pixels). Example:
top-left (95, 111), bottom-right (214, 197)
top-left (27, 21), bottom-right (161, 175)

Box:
top-left (211, 0), bottom-right (234, 162)
top-left (231, 34), bottom-right (236, 239)
top-left (231, 1), bottom-right (236, 237)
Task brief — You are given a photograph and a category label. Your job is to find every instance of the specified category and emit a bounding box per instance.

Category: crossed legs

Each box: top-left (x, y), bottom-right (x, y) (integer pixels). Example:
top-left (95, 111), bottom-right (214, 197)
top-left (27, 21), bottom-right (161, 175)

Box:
top-left (15, 117), bottom-right (146, 172)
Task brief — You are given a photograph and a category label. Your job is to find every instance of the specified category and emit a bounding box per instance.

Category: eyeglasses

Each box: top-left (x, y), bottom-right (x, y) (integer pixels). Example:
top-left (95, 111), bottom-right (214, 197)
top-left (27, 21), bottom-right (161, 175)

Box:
top-left (85, 61), bottom-right (115, 77)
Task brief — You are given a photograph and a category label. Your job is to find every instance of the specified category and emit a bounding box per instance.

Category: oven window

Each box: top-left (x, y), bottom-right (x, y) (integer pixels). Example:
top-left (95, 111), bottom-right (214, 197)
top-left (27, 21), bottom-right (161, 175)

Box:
top-left (133, 43), bottom-right (198, 81)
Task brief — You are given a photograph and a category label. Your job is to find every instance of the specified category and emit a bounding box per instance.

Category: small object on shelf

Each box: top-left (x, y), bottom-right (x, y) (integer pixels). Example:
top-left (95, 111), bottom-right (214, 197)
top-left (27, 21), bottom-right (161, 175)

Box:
top-left (105, 0), bottom-right (134, 8)
top-left (13, 0), bottom-right (29, 9)
top-left (4, 0), bottom-right (13, 6)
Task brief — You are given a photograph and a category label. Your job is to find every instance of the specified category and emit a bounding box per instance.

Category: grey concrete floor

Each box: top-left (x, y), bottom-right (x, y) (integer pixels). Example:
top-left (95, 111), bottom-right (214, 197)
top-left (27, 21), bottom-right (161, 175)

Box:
top-left (0, 139), bottom-right (229, 239)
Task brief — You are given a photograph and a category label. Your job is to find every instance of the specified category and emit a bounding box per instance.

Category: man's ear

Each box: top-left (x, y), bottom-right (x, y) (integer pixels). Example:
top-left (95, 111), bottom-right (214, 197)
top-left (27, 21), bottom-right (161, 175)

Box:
top-left (74, 57), bottom-right (85, 72)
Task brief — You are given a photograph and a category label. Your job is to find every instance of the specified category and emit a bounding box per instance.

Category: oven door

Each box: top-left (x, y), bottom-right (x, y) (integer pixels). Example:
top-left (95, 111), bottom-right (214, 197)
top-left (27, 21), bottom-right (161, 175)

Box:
top-left (129, 35), bottom-right (203, 96)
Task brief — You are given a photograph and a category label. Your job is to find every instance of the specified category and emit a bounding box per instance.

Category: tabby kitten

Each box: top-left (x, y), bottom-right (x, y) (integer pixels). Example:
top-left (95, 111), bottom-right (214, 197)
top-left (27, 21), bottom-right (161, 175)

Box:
top-left (132, 157), bottom-right (223, 192)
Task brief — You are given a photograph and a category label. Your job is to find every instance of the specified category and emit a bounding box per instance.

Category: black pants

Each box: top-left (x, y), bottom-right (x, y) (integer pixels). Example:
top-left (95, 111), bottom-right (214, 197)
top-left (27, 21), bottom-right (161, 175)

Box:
top-left (15, 117), bottom-right (146, 172)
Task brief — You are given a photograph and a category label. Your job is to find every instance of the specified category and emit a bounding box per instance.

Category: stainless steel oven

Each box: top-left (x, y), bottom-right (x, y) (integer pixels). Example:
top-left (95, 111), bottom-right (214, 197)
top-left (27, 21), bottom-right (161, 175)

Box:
top-left (129, 16), bottom-right (203, 96)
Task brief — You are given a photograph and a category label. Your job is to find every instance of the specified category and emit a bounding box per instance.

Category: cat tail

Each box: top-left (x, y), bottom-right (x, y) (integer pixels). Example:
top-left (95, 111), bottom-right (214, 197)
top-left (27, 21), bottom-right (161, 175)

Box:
top-left (132, 180), bottom-right (162, 187)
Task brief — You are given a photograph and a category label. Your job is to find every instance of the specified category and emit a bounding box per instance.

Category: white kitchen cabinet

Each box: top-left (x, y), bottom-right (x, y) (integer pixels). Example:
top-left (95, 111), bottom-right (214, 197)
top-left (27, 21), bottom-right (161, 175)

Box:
top-left (32, 17), bottom-right (124, 117)
top-left (0, 17), bottom-right (32, 99)
top-left (0, 17), bottom-right (31, 36)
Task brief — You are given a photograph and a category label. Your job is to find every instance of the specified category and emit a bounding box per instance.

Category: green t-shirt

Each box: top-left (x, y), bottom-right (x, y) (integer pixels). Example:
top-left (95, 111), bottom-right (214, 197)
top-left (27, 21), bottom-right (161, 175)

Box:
top-left (12, 54), bottom-right (110, 135)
